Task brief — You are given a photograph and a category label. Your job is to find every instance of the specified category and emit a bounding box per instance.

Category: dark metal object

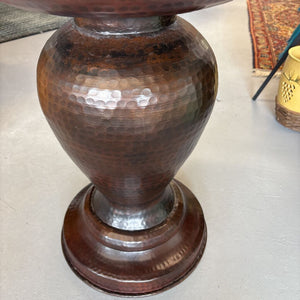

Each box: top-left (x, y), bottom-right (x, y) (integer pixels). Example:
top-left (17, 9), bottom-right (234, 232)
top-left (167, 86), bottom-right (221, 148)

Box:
top-left (37, 15), bottom-right (217, 295)
top-left (37, 15), bottom-right (217, 230)
top-left (62, 180), bottom-right (207, 296)
top-left (2, 0), bottom-right (225, 295)
top-left (2, 0), bottom-right (230, 17)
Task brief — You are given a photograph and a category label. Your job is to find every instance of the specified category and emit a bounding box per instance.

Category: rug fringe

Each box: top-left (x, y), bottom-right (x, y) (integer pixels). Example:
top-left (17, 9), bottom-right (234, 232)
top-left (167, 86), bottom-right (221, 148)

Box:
top-left (252, 69), bottom-right (281, 77)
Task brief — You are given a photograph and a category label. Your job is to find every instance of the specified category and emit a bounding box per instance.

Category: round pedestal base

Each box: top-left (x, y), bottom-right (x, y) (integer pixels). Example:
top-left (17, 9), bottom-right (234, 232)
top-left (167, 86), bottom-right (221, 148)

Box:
top-left (62, 180), bottom-right (207, 296)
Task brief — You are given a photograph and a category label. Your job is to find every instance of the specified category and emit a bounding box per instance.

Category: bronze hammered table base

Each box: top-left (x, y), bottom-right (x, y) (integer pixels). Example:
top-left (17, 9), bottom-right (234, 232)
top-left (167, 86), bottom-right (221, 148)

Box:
top-left (1, 0), bottom-right (230, 296)
top-left (62, 180), bottom-right (207, 296)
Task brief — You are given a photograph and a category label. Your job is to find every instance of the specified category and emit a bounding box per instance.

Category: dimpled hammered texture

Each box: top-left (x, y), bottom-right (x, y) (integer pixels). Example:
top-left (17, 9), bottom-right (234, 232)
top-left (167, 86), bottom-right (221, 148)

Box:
top-left (36, 15), bottom-right (217, 295)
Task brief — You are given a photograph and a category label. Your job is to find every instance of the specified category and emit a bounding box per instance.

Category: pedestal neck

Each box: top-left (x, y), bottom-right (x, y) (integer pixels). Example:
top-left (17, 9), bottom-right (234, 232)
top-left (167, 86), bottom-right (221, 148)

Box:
top-left (91, 183), bottom-right (175, 231)
top-left (74, 15), bottom-right (176, 35)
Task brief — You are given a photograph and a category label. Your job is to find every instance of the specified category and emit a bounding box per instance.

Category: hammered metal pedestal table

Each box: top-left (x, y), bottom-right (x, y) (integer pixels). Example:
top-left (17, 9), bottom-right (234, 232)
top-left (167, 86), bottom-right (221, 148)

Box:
top-left (2, 0), bottom-right (229, 296)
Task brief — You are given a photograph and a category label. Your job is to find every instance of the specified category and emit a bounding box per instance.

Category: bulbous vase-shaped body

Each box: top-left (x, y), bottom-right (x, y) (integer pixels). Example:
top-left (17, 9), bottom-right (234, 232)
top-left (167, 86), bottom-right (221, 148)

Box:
top-left (37, 15), bottom-right (217, 295)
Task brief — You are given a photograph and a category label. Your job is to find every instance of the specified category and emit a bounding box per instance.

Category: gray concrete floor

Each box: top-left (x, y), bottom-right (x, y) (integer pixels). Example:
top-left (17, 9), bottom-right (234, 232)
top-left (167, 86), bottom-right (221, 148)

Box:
top-left (1, 1), bottom-right (300, 299)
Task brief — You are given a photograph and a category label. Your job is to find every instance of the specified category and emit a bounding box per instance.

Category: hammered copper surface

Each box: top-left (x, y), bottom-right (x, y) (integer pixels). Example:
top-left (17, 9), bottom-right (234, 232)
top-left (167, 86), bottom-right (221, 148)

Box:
top-left (37, 16), bottom-right (217, 228)
top-left (36, 13), bottom-right (217, 295)
top-left (62, 180), bottom-right (207, 296)
top-left (2, 0), bottom-right (230, 17)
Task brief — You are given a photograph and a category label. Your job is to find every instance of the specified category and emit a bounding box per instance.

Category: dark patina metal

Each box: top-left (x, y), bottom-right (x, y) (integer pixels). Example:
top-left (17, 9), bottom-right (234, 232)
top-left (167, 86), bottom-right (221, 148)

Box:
top-left (1, 0), bottom-right (227, 295)
top-left (2, 0), bottom-right (230, 17)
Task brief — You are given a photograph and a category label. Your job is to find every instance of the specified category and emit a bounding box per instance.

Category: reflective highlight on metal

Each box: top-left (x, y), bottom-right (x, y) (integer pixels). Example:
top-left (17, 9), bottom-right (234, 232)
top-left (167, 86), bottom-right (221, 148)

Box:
top-left (35, 15), bottom-right (217, 294)
top-left (2, 0), bottom-right (225, 295)
top-left (62, 180), bottom-right (207, 296)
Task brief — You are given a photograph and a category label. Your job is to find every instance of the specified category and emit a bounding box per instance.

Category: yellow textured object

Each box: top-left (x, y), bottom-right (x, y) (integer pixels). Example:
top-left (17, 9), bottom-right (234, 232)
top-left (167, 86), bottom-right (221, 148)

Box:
top-left (277, 46), bottom-right (300, 112)
top-left (276, 46), bottom-right (300, 132)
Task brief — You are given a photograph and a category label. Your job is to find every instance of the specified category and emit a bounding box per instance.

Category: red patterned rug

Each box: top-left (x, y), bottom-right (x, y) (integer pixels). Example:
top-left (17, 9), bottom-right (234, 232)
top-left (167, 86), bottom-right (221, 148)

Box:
top-left (247, 0), bottom-right (300, 75)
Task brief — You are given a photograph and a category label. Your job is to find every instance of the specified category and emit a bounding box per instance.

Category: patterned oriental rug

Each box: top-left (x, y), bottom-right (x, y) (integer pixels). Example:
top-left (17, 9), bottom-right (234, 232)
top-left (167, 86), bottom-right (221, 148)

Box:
top-left (247, 0), bottom-right (300, 76)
